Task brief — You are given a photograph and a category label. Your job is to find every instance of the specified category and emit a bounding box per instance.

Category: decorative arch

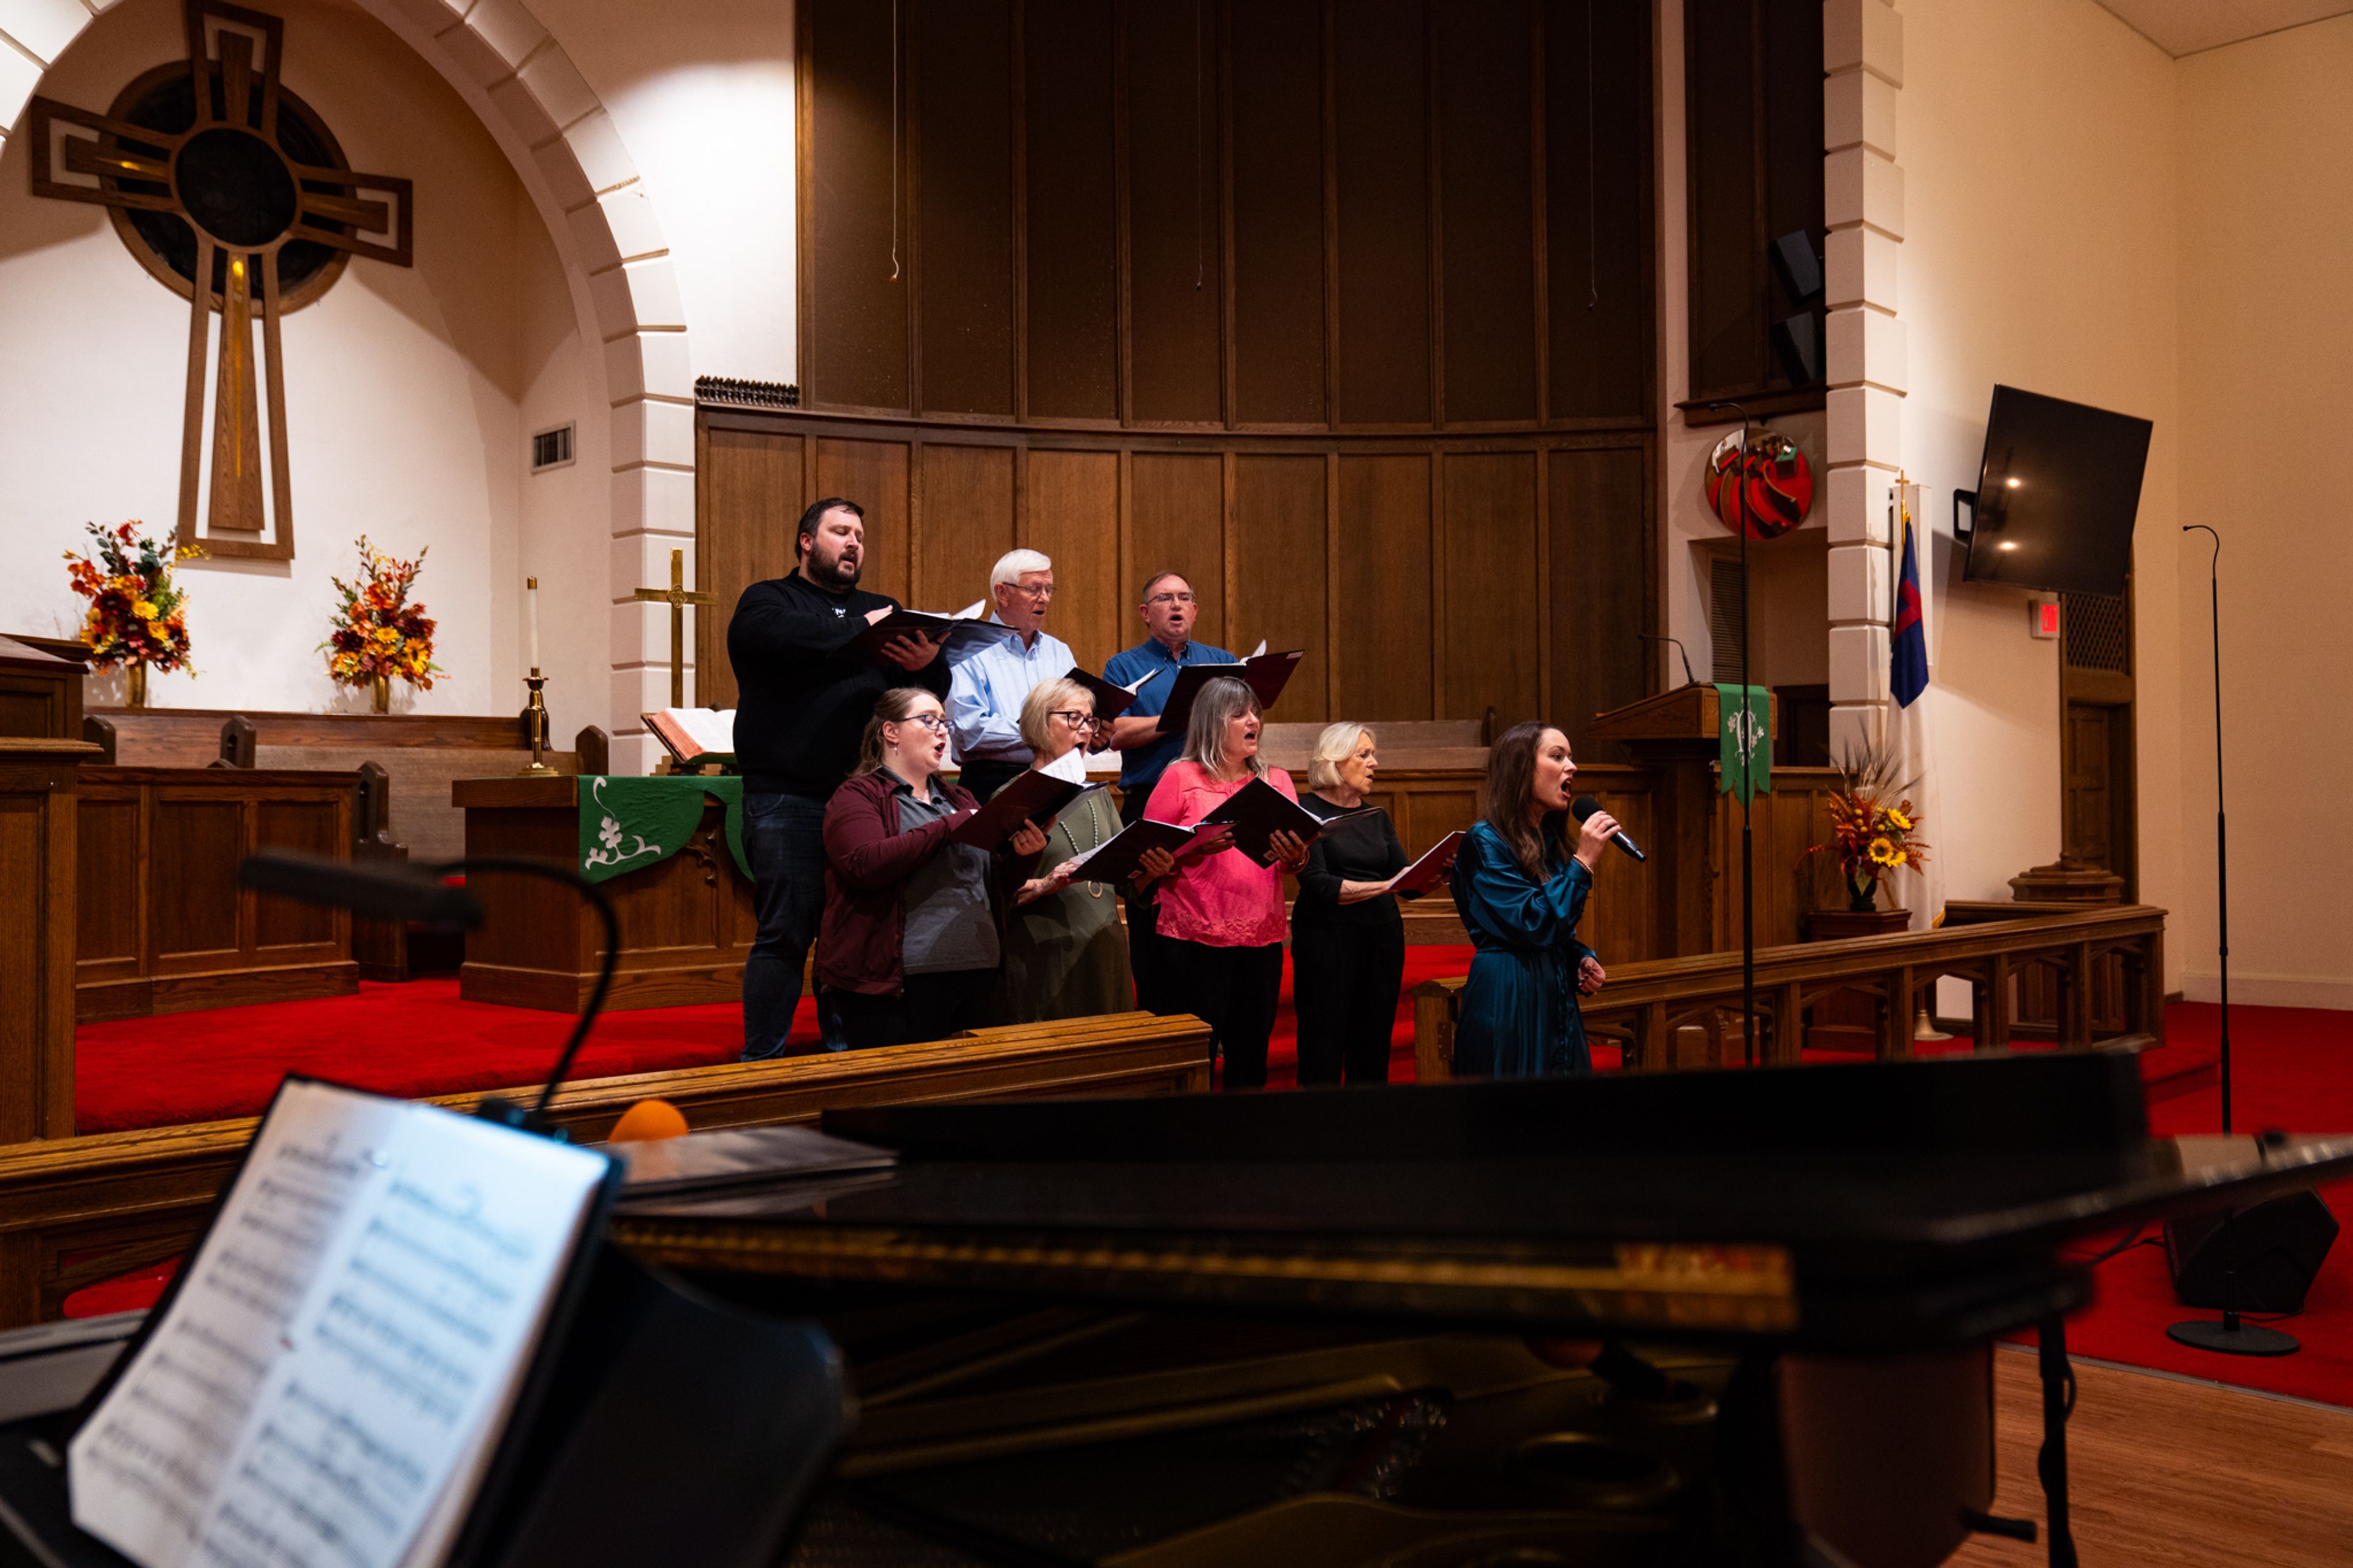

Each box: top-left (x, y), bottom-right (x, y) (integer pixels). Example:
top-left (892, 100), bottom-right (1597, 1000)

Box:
top-left (0, 0), bottom-right (695, 765)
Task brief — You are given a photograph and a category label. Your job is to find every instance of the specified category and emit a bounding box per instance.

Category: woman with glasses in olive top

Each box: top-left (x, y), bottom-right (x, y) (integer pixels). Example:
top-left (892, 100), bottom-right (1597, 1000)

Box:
top-left (996, 678), bottom-right (1134, 1022)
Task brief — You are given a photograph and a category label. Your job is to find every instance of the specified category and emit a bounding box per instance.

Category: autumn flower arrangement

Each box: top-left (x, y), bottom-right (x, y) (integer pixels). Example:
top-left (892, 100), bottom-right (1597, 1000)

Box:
top-left (323, 536), bottom-right (441, 711)
top-left (1807, 741), bottom-right (1931, 912)
top-left (63, 521), bottom-right (201, 705)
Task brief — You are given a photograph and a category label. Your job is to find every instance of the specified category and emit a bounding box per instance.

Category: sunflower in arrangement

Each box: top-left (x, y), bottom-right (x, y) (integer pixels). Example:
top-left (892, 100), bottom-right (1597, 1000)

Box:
top-left (62, 521), bottom-right (202, 705)
top-left (1808, 741), bottom-right (1931, 912)
top-left (323, 536), bottom-right (442, 711)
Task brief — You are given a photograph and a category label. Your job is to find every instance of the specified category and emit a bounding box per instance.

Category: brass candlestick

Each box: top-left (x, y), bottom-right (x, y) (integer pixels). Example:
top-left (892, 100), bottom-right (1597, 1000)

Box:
top-left (519, 668), bottom-right (558, 776)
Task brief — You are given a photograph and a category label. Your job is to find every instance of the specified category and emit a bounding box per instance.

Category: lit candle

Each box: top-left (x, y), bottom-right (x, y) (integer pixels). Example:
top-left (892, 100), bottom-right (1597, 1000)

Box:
top-left (526, 577), bottom-right (540, 672)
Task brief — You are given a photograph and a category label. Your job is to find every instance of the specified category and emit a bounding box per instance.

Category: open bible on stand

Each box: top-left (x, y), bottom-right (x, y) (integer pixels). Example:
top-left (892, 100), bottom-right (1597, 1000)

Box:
top-left (643, 706), bottom-right (736, 769)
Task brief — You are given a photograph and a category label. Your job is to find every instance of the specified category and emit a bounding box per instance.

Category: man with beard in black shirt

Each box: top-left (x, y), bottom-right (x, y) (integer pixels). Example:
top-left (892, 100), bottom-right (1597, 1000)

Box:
top-left (729, 498), bottom-right (949, 1058)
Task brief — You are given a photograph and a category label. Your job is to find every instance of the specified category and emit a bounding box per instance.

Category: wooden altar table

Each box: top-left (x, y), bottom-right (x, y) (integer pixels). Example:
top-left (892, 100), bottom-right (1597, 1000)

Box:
top-left (455, 774), bottom-right (752, 1011)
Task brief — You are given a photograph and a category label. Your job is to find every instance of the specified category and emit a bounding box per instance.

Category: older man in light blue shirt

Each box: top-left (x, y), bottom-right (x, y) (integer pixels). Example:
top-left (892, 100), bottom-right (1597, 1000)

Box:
top-left (947, 548), bottom-right (1076, 800)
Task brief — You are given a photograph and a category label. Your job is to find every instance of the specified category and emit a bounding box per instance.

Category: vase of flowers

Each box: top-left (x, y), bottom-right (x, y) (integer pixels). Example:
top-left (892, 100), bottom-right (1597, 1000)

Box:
top-left (323, 536), bottom-right (441, 713)
top-left (1806, 741), bottom-right (1930, 913)
top-left (63, 522), bottom-right (200, 706)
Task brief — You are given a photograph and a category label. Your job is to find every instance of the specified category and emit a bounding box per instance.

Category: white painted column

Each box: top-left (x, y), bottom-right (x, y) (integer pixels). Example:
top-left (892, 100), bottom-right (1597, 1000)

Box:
top-left (1822, 0), bottom-right (1904, 763)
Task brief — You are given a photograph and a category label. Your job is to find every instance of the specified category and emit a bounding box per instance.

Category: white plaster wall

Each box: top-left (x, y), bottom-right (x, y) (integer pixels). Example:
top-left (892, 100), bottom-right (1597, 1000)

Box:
top-left (0, 0), bottom-right (593, 718)
top-left (2175, 16), bottom-right (2353, 1008)
top-left (1893, 0), bottom-right (2184, 983)
top-left (530, 0), bottom-right (795, 381)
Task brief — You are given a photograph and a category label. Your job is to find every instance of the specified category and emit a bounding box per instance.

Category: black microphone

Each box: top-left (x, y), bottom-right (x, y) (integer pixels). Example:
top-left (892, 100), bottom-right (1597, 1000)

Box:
top-left (1571, 795), bottom-right (1645, 863)
top-left (1637, 633), bottom-right (1699, 687)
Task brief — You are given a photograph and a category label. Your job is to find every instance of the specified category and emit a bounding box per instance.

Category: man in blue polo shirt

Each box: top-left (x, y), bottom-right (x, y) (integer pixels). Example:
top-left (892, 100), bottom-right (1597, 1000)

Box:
top-left (1102, 570), bottom-right (1233, 1012)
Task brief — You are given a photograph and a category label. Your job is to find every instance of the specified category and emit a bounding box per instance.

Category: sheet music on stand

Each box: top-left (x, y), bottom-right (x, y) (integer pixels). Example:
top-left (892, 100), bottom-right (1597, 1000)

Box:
top-left (65, 1079), bottom-right (618, 1568)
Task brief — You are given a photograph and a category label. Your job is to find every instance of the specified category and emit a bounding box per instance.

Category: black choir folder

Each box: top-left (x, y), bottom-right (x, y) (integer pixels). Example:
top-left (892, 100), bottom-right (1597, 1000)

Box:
top-left (947, 770), bottom-right (1103, 850)
top-left (1199, 777), bottom-right (1374, 866)
top-left (1151, 648), bottom-right (1305, 735)
top-left (42, 1078), bottom-right (847, 1568)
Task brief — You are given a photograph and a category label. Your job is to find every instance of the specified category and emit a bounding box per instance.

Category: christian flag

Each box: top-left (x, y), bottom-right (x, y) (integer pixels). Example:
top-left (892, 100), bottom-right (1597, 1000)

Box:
top-left (1891, 512), bottom-right (1928, 708)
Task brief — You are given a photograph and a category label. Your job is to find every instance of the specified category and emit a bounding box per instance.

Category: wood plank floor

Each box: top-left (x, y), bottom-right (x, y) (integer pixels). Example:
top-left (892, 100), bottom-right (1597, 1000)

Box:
top-left (1949, 1346), bottom-right (2353, 1567)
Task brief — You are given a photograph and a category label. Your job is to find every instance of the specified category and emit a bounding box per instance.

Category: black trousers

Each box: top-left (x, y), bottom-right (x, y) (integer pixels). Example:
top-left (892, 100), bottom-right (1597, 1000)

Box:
top-left (1119, 776), bottom-right (1173, 1015)
top-left (820, 969), bottom-right (996, 1051)
top-left (1162, 938), bottom-right (1285, 1091)
top-left (1290, 918), bottom-right (1406, 1086)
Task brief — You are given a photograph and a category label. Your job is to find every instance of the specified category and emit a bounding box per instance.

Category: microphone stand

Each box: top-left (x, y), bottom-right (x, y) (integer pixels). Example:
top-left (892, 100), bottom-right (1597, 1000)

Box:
top-left (238, 849), bottom-right (620, 1137)
top-left (2166, 525), bottom-right (2295, 1356)
top-left (1710, 401), bottom-right (1759, 1067)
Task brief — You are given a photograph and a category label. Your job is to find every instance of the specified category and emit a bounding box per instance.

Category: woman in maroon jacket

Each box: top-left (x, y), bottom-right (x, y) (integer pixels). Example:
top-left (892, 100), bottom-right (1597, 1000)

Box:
top-left (816, 687), bottom-right (1048, 1050)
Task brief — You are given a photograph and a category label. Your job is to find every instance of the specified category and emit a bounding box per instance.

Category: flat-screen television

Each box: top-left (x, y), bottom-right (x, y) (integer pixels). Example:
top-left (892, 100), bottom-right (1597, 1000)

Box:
top-left (1961, 386), bottom-right (2153, 594)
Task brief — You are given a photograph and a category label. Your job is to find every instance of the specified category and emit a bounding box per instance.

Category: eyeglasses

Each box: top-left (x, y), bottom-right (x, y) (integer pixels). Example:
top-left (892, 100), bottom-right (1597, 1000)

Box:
top-left (1146, 591), bottom-right (1196, 607)
top-left (1007, 581), bottom-right (1055, 600)
top-left (892, 713), bottom-right (950, 733)
top-left (1048, 711), bottom-right (1099, 729)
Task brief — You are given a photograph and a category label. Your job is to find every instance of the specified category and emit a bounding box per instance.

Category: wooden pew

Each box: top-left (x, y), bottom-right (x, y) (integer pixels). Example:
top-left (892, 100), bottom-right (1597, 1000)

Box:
top-left (1412, 904), bottom-right (2167, 1081)
top-left (0, 1010), bottom-right (1213, 1329)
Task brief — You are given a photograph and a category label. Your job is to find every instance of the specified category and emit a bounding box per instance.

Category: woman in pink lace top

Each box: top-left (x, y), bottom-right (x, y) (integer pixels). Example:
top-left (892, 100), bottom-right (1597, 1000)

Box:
top-left (1137, 676), bottom-right (1311, 1089)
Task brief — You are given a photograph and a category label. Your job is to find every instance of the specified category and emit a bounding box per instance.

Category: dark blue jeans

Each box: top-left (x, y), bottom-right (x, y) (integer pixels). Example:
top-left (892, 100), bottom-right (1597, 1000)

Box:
top-left (741, 790), bottom-right (838, 1059)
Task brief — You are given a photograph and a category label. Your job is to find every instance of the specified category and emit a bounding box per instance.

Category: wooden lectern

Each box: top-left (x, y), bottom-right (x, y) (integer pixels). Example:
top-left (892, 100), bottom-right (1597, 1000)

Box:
top-left (1590, 683), bottom-right (1777, 960)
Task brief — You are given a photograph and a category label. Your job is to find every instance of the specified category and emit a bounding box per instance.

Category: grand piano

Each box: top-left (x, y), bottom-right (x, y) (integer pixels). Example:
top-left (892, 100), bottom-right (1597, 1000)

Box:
top-left (3, 1050), bottom-right (2343, 1568)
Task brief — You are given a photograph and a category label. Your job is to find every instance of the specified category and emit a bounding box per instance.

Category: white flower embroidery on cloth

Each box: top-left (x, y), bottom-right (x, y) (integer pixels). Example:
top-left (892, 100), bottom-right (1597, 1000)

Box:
top-left (583, 779), bottom-right (664, 872)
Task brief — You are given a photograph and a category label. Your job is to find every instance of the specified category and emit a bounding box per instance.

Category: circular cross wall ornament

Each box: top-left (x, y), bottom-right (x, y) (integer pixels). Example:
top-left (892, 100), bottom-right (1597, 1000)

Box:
top-left (1705, 427), bottom-right (1814, 539)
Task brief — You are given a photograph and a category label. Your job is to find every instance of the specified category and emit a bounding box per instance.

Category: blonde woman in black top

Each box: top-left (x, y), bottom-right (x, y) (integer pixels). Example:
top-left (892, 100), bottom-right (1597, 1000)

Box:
top-left (1291, 722), bottom-right (1439, 1085)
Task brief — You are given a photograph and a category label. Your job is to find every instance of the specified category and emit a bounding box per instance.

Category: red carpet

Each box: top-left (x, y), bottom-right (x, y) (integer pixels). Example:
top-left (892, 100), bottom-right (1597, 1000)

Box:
top-left (2013, 1002), bottom-right (2353, 1408)
top-left (68, 969), bottom-right (2353, 1407)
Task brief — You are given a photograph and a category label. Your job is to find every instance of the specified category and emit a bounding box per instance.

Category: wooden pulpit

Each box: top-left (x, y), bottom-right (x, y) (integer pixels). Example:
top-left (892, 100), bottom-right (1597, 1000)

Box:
top-left (1590, 684), bottom-right (1777, 960)
top-left (0, 637), bottom-right (98, 1142)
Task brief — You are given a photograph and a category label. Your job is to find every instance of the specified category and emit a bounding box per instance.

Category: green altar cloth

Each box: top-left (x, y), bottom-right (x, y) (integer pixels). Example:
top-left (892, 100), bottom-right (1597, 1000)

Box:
top-left (1714, 683), bottom-right (1771, 805)
top-left (575, 775), bottom-right (752, 884)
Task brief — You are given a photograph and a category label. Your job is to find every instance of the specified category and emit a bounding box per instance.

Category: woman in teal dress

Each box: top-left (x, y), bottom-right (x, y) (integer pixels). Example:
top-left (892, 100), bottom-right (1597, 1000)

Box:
top-left (1449, 722), bottom-right (1620, 1077)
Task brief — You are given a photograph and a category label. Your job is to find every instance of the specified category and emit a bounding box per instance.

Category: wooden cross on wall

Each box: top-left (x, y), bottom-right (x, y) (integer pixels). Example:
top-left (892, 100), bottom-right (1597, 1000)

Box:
top-left (27, 0), bottom-right (414, 562)
top-left (634, 549), bottom-right (716, 707)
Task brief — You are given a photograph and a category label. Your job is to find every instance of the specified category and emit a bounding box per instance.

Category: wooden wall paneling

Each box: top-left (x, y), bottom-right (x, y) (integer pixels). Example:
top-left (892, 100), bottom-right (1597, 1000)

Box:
top-left (252, 797), bottom-right (341, 951)
top-left (1127, 452), bottom-right (1226, 646)
top-left (1227, 0), bottom-right (1327, 428)
top-left (1022, 448), bottom-right (1123, 675)
top-left (804, 0), bottom-right (910, 412)
top-left (1439, 450), bottom-right (1540, 725)
top-left (1332, 0), bottom-right (1433, 427)
top-left (151, 795), bottom-right (243, 968)
top-left (75, 793), bottom-right (141, 980)
top-left (1549, 444), bottom-right (1654, 757)
top-left (1023, 0), bottom-right (1120, 421)
top-left (1120, 0), bottom-right (1222, 423)
top-left (695, 422), bottom-right (806, 709)
top-left (1547, 0), bottom-right (1656, 423)
top-left (1332, 453), bottom-right (1434, 721)
top-left (1572, 762), bottom-right (1656, 963)
top-left (1436, 0), bottom-right (1538, 425)
top-left (814, 436), bottom-right (912, 605)
top-left (914, 443), bottom-right (1018, 615)
top-left (914, 0), bottom-right (1016, 417)
top-left (1229, 455), bottom-right (1329, 723)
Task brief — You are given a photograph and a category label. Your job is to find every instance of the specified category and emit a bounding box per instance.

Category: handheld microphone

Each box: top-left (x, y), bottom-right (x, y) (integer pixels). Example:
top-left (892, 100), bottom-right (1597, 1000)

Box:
top-left (1571, 795), bottom-right (1646, 863)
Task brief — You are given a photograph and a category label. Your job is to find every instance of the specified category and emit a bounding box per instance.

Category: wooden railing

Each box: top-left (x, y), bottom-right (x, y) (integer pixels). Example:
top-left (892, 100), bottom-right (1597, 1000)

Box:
top-left (0, 1013), bottom-right (1212, 1330)
top-left (1413, 905), bottom-right (2166, 1081)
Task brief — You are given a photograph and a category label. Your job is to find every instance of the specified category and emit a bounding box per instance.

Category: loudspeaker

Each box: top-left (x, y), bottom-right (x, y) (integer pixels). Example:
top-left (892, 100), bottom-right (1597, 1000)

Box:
top-left (1771, 313), bottom-right (1821, 386)
top-left (1770, 230), bottom-right (1823, 301)
top-left (2164, 1191), bottom-right (2340, 1312)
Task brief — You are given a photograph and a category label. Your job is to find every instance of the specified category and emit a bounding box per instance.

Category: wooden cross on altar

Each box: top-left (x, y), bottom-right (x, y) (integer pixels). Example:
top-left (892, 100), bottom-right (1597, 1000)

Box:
top-left (27, 0), bottom-right (414, 562)
top-left (634, 549), bottom-right (716, 707)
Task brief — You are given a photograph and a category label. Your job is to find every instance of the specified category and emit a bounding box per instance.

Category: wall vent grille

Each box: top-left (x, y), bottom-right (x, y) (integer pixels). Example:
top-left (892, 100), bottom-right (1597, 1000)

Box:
top-left (531, 424), bottom-right (575, 472)
top-left (2062, 591), bottom-right (2129, 673)
top-left (1709, 556), bottom-right (1746, 683)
